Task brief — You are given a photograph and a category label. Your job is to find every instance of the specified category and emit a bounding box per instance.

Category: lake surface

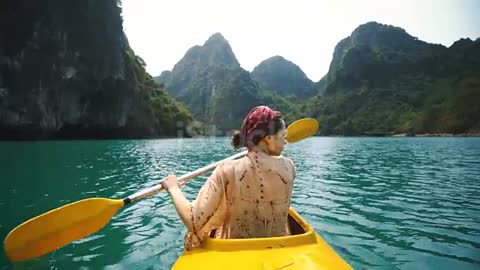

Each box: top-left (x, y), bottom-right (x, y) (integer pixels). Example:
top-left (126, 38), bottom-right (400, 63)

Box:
top-left (1, 137), bottom-right (479, 269)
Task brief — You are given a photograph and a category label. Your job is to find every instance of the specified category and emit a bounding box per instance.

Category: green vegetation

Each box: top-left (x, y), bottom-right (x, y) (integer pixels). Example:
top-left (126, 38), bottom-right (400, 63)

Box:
top-left (1, 3), bottom-right (478, 140)
top-left (154, 34), bottom-right (309, 132)
top-left (306, 22), bottom-right (480, 135)
top-left (0, 0), bottom-right (192, 139)
top-left (251, 56), bottom-right (316, 98)
top-left (157, 23), bottom-right (479, 135)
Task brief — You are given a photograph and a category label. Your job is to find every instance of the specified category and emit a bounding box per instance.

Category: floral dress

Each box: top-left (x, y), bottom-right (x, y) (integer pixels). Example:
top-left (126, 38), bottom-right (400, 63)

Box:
top-left (184, 149), bottom-right (296, 250)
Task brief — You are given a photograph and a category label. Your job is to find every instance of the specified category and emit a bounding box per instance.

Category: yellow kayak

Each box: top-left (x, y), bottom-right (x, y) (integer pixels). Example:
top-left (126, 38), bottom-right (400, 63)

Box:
top-left (172, 208), bottom-right (353, 269)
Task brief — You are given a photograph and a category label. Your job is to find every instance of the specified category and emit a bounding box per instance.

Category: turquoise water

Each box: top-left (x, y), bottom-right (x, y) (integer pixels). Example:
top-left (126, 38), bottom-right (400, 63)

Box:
top-left (1, 137), bottom-right (479, 269)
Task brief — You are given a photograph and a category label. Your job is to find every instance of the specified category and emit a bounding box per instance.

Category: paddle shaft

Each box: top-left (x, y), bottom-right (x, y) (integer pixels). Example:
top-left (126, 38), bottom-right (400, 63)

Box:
top-left (123, 150), bottom-right (248, 204)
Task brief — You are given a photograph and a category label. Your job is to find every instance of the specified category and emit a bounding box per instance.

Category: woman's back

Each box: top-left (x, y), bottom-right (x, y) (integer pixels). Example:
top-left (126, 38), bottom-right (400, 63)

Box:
top-left (182, 149), bottom-right (296, 249)
top-left (219, 149), bottom-right (295, 239)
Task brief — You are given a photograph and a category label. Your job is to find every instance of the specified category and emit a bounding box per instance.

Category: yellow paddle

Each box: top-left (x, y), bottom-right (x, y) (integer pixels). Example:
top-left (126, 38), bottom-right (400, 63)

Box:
top-left (4, 118), bottom-right (319, 262)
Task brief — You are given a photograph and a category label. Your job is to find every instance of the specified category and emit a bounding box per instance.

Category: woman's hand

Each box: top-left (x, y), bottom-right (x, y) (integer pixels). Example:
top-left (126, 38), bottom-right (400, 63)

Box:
top-left (160, 175), bottom-right (179, 192)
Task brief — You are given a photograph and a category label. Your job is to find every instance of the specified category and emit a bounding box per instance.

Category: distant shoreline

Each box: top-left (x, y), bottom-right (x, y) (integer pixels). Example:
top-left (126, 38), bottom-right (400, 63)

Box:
top-left (2, 133), bottom-right (480, 142)
top-left (315, 133), bottom-right (480, 138)
top-left (391, 133), bottom-right (480, 137)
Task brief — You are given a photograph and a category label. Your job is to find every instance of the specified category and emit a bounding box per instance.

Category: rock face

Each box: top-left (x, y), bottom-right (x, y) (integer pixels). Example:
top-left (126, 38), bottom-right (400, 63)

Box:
top-left (11, 7), bottom-right (476, 139)
top-left (156, 33), bottom-right (241, 96)
top-left (307, 22), bottom-right (480, 135)
top-left (0, 0), bottom-right (192, 140)
top-left (157, 25), bottom-right (479, 135)
top-left (251, 56), bottom-right (316, 98)
top-left (155, 33), bottom-right (264, 132)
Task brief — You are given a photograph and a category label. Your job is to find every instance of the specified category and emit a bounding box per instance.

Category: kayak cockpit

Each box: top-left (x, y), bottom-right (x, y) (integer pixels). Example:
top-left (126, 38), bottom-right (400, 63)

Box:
top-left (204, 208), bottom-right (317, 251)
top-left (173, 208), bottom-right (353, 270)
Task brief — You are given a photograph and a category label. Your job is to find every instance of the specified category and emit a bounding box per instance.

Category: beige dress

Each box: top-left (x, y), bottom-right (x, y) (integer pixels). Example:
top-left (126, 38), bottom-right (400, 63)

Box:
top-left (184, 149), bottom-right (296, 250)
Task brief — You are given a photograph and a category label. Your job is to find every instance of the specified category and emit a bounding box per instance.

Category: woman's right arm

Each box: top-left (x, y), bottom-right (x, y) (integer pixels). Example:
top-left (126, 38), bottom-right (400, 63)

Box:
top-left (161, 176), bottom-right (195, 231)
top-left (161, 165), bottom-right (226, 233)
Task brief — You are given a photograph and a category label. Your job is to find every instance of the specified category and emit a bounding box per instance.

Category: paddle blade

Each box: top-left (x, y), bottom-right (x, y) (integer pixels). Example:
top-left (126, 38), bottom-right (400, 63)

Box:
top-left (4, 198), bottom-right (124, 262)
top-left (286, 118), bottom-right (319, 143)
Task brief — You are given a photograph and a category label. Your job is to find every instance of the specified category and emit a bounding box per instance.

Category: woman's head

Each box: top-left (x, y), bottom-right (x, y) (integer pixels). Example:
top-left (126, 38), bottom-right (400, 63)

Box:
top-left (231, 106), bottom-right (287, 155)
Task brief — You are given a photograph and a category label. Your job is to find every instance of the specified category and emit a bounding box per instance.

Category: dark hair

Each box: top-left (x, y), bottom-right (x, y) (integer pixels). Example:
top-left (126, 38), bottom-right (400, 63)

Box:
top-left (231, 114), bottom-right (285, 150)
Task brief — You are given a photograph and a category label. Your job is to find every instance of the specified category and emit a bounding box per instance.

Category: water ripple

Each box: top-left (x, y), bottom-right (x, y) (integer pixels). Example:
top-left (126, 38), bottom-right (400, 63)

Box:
top-left (1, 137), bottom-right (479, 269)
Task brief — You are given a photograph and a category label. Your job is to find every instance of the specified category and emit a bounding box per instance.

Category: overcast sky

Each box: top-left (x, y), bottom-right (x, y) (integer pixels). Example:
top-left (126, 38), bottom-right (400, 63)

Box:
top-left (121, 0), bottom-right (480, 81)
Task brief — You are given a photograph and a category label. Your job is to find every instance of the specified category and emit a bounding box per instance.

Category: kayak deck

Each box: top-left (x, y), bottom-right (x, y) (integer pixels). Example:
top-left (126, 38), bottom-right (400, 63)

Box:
top-left (172, 208), bottom-right (352, 269)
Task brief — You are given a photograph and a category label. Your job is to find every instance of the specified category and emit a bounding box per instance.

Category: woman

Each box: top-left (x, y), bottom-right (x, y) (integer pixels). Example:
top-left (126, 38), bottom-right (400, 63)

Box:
top-left (160, 105), bottom-right (296, 250)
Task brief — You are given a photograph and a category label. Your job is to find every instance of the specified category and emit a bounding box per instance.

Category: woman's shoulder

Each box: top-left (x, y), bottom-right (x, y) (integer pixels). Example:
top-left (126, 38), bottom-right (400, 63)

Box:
top-left (272, 155), bottom-right (294, 167)
top-left (217, 158), bottom-right (244, 172)
top-left (276, 156), bottom-right (295, 179)
top-left (221, 158), bottom-right (243, 166)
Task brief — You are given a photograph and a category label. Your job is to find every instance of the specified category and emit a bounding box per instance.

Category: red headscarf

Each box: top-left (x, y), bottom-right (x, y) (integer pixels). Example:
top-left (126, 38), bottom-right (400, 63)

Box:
top-left (240, 106), bottom-right (281, 147)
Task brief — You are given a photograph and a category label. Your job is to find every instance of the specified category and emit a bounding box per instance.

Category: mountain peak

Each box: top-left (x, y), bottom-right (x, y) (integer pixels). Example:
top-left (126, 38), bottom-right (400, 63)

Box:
top-left (354, 21), bottom-right (384, 31)
top-left (251, 56), bottom-right (315, 98)
top-left (164, 33), bottom-right (240, 78)
top-left (254, 56), bottom-right (288, 65)
top-left (353, 21), bottom-right (404, 33)
top-left (155, 32), bottom-right (241, 101)
top-left (205, 33), bottom-right (228, 45)
top-left (450, 38), bottom-right (474, 50)
top-left (269, 55), bottom-right (286, 61)
top-left (327, 20), bottom-right (430, 79)
top-left (350, 21), bottom-right (415, 46)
